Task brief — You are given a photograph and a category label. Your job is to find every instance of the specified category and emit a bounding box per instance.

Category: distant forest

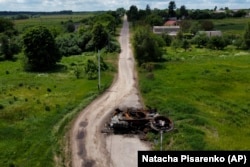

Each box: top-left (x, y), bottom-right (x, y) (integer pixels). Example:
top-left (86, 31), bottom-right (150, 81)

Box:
top-left (0, 10), bottom-right (102, 16)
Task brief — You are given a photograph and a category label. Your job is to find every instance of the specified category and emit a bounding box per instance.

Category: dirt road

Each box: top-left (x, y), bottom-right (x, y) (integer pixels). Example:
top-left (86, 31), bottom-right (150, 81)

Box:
top-left (70, 15), bottom-right (150, 167)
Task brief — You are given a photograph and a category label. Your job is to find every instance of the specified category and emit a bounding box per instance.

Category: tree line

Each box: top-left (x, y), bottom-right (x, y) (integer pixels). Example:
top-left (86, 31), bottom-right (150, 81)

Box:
top-left (127, 1), bottom-right (249, 23)
top-left (0, 11), bottom-right (74, 16)
top-left (0, 9), bottom-right (125, 72)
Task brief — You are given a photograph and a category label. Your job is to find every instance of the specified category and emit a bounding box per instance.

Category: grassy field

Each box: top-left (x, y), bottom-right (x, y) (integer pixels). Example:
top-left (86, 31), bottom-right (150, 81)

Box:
top-left (0, 52), bottom-right (116, 167)
top-left (1, 13), bottom-right (249, 166)
top-left (139, 46), bottom-right (250, 150)
top-left (13, 14), bottom-right (93, 33)
top-left (213, 17), bottom-right (250, 36)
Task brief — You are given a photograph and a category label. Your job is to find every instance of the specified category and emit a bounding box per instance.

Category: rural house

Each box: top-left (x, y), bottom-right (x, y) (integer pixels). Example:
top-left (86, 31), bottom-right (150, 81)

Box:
top-left (153, 26), bottom-right (180, 36)
top-left (153, 17), bottom-right (180, 36)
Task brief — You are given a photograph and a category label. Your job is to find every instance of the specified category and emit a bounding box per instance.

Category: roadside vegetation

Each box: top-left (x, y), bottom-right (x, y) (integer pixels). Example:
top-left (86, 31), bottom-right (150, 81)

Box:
top-left (0, 1), bottom-right (249, 165)
top-left (129, 1), bottom-right (250, 150)
top-left (140, 48), bottom-right (250, 150)
top-left (0, 9), bottom-right (125, 167)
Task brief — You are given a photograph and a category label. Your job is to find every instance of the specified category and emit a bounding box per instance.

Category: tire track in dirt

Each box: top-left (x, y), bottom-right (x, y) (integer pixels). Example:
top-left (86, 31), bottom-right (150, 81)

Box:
top-left (70, 15), bottom-right (150, 167)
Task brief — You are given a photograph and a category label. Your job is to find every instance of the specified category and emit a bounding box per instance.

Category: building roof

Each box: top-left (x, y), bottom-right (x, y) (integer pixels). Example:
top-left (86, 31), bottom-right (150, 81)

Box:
top-left (164, 20), bottom-right (178, 26)
top-left (198, 31), bottom-right (222, 37)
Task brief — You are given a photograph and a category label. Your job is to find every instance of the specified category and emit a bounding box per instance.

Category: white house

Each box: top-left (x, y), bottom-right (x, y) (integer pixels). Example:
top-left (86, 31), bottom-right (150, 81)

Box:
top-left (153, 26), bottom-right (180, 36)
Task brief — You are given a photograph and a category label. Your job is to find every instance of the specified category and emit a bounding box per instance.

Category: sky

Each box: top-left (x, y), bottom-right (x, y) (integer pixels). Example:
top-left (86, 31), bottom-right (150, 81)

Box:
top-left (0, 0), bottom-right (249, 11)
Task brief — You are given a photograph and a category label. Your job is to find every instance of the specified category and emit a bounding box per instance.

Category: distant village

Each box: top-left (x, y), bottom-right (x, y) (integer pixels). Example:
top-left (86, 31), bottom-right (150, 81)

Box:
top-left (153, 18), bottom-right (222, 38)
top-left (153, 8), bottom-right (250, 37)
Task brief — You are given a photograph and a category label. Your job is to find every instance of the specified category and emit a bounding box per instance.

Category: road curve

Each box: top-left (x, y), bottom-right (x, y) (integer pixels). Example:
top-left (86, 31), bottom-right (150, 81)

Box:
top-left (70, 15), bottom-right (150, 167)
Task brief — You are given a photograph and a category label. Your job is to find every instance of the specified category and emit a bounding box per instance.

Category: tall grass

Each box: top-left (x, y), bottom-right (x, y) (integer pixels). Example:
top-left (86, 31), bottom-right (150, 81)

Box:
top-left (139, 46), bottom-right (250, 150)
top-left (212, 17), bottom-right (250, 35)
top-left (0, 52), bottom-right (116, 167)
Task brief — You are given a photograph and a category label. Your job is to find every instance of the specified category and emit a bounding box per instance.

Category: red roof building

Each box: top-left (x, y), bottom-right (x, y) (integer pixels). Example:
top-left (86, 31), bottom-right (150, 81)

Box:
top-left (164, 20), bottom-right (178, 26)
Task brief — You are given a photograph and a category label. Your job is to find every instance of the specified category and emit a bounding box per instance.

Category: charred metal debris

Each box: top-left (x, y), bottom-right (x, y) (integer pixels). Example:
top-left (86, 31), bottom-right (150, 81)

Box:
top-left (102, 107), bottom-right (174, 135)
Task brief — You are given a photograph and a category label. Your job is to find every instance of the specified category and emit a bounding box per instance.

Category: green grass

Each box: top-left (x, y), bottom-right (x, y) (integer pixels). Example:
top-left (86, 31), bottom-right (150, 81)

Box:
top-left (0, 52), bottom-right (116, 167)
top-left (212, 18), bottom-right (250, 36)
top-left (14, 14), bottom-right (93, 33)
top-left (139, 46), bottom-right (250, 150)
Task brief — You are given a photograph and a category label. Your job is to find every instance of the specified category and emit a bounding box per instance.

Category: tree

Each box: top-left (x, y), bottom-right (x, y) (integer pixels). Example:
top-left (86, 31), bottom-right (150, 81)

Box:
top-left (66, 21), bottom-right (75, 33)
top-left (207, 36), bottom-right (226, 50)
top-left (176, 31), bottom-right (183, 40)
top-left (146, 4), bottom-right (151, 15)
top-left (116, 8), bottom-right (126, 17)
top-left (85, 59), bottom-right (98, 80)
top-left (127, 5), bottom-right (138, 22)
top-left (0, 34), bottom-right (20, 60)
top-left (180, 20), bottom-right (192, 33)
top-left (171, 39), bottom-right (181, 52)
top-left (233, 10), bottom-right (247, 17)
top-left (84, 57), bottom-right (108, 80)
top-left (243, 22), bottom-right (250, 49)
top-left (200, 20), bottom-right (214, 31)
top-left (0, 17), bottom-right (18, 38)
top-left (180, 5), bottom-right (188, 18)
top-left (138, 10), bottom-right (147, 20)
top-left (233, 37), bottom-right (244, 49)
top-left (190, 22), bottom-right (201, 35)
top-left (0, 17), bottom-right (15, 34)
top-left (55, 33), bottom-right (82, 56)
top-left (161, 33), bottom-right (172, 46)
top-left (189, 10), bottom-right (211, 19)
top-left (91, 23), bottom-right (108, 50)
top-left (145, 14), bottom-right (163, 26)
top-left (133, 27), bottom-right (163, 65)
top-left (181, 39), bottom-right (191, 51)
top-left (168, 1), bottom-right (176, 17)
top-left (214, 6), bottom-right (217, 11)
top-left (23, 26), bottom-right (61, 71)
top-left (211, 12), bottom-right (226, 19)
top-left (94, 13), bottom-right (117, 35)
top-left (192, 33), bottom-right (209, 48)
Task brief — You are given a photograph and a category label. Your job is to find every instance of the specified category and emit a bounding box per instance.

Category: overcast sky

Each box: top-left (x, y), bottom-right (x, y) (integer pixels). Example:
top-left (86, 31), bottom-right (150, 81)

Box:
top-left (0, 0), bottom-right (249, 11)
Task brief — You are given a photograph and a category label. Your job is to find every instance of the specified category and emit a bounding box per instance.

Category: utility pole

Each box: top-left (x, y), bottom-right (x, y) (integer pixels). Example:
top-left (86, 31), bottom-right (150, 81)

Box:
top-left (98, 50), bottom-right (101, 90)
top-left (160, 131), bottom-right (163, 151)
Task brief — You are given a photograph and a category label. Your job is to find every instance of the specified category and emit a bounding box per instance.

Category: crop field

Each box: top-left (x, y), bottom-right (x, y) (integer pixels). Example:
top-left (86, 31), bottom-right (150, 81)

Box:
top-left (13, 13), bottom-right (93, 32)
top-left (0, 52), bottom-right (116, 167)
top-left (139, 47), bottom-right (250, 150)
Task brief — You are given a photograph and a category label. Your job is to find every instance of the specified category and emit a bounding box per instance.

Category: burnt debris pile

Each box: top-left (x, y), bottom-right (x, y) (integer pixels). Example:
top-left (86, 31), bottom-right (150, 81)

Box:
top-left (102, 107), bottom-right (174, 134)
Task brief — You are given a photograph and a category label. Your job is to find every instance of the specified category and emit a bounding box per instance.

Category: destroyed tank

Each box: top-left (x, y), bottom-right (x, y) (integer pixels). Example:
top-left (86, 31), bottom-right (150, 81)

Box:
top-left (108, 107), bottom-right (174, 133)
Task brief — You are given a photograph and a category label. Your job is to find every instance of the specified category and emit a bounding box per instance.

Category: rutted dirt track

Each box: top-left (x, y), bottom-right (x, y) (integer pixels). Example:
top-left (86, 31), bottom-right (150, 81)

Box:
top-left (70, 16), bottom-right (150, 167)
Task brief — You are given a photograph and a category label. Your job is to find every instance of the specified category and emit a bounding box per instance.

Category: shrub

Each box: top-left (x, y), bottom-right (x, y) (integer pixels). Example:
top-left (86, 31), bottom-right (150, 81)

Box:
top-left (0, 104), bottom-right (4, 109)
top-left (45, 105), bottom-right (51, 111)
top-left (146, 72), bottom-right (155, 80)
top-left (161, 33), bottom-right (172, 46)
top-left (74, 66), bottom-right (82, 79)
top-left (85, 59), bottom-right (98, 80)
top-left (207, 36), bottom-right (226, 50)
top-left (192, 33), bottom-right (209, 48)
top-left (56, 33), bottom-right (83, 56)
top-left (47, 88), bottom-right (52, 92)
